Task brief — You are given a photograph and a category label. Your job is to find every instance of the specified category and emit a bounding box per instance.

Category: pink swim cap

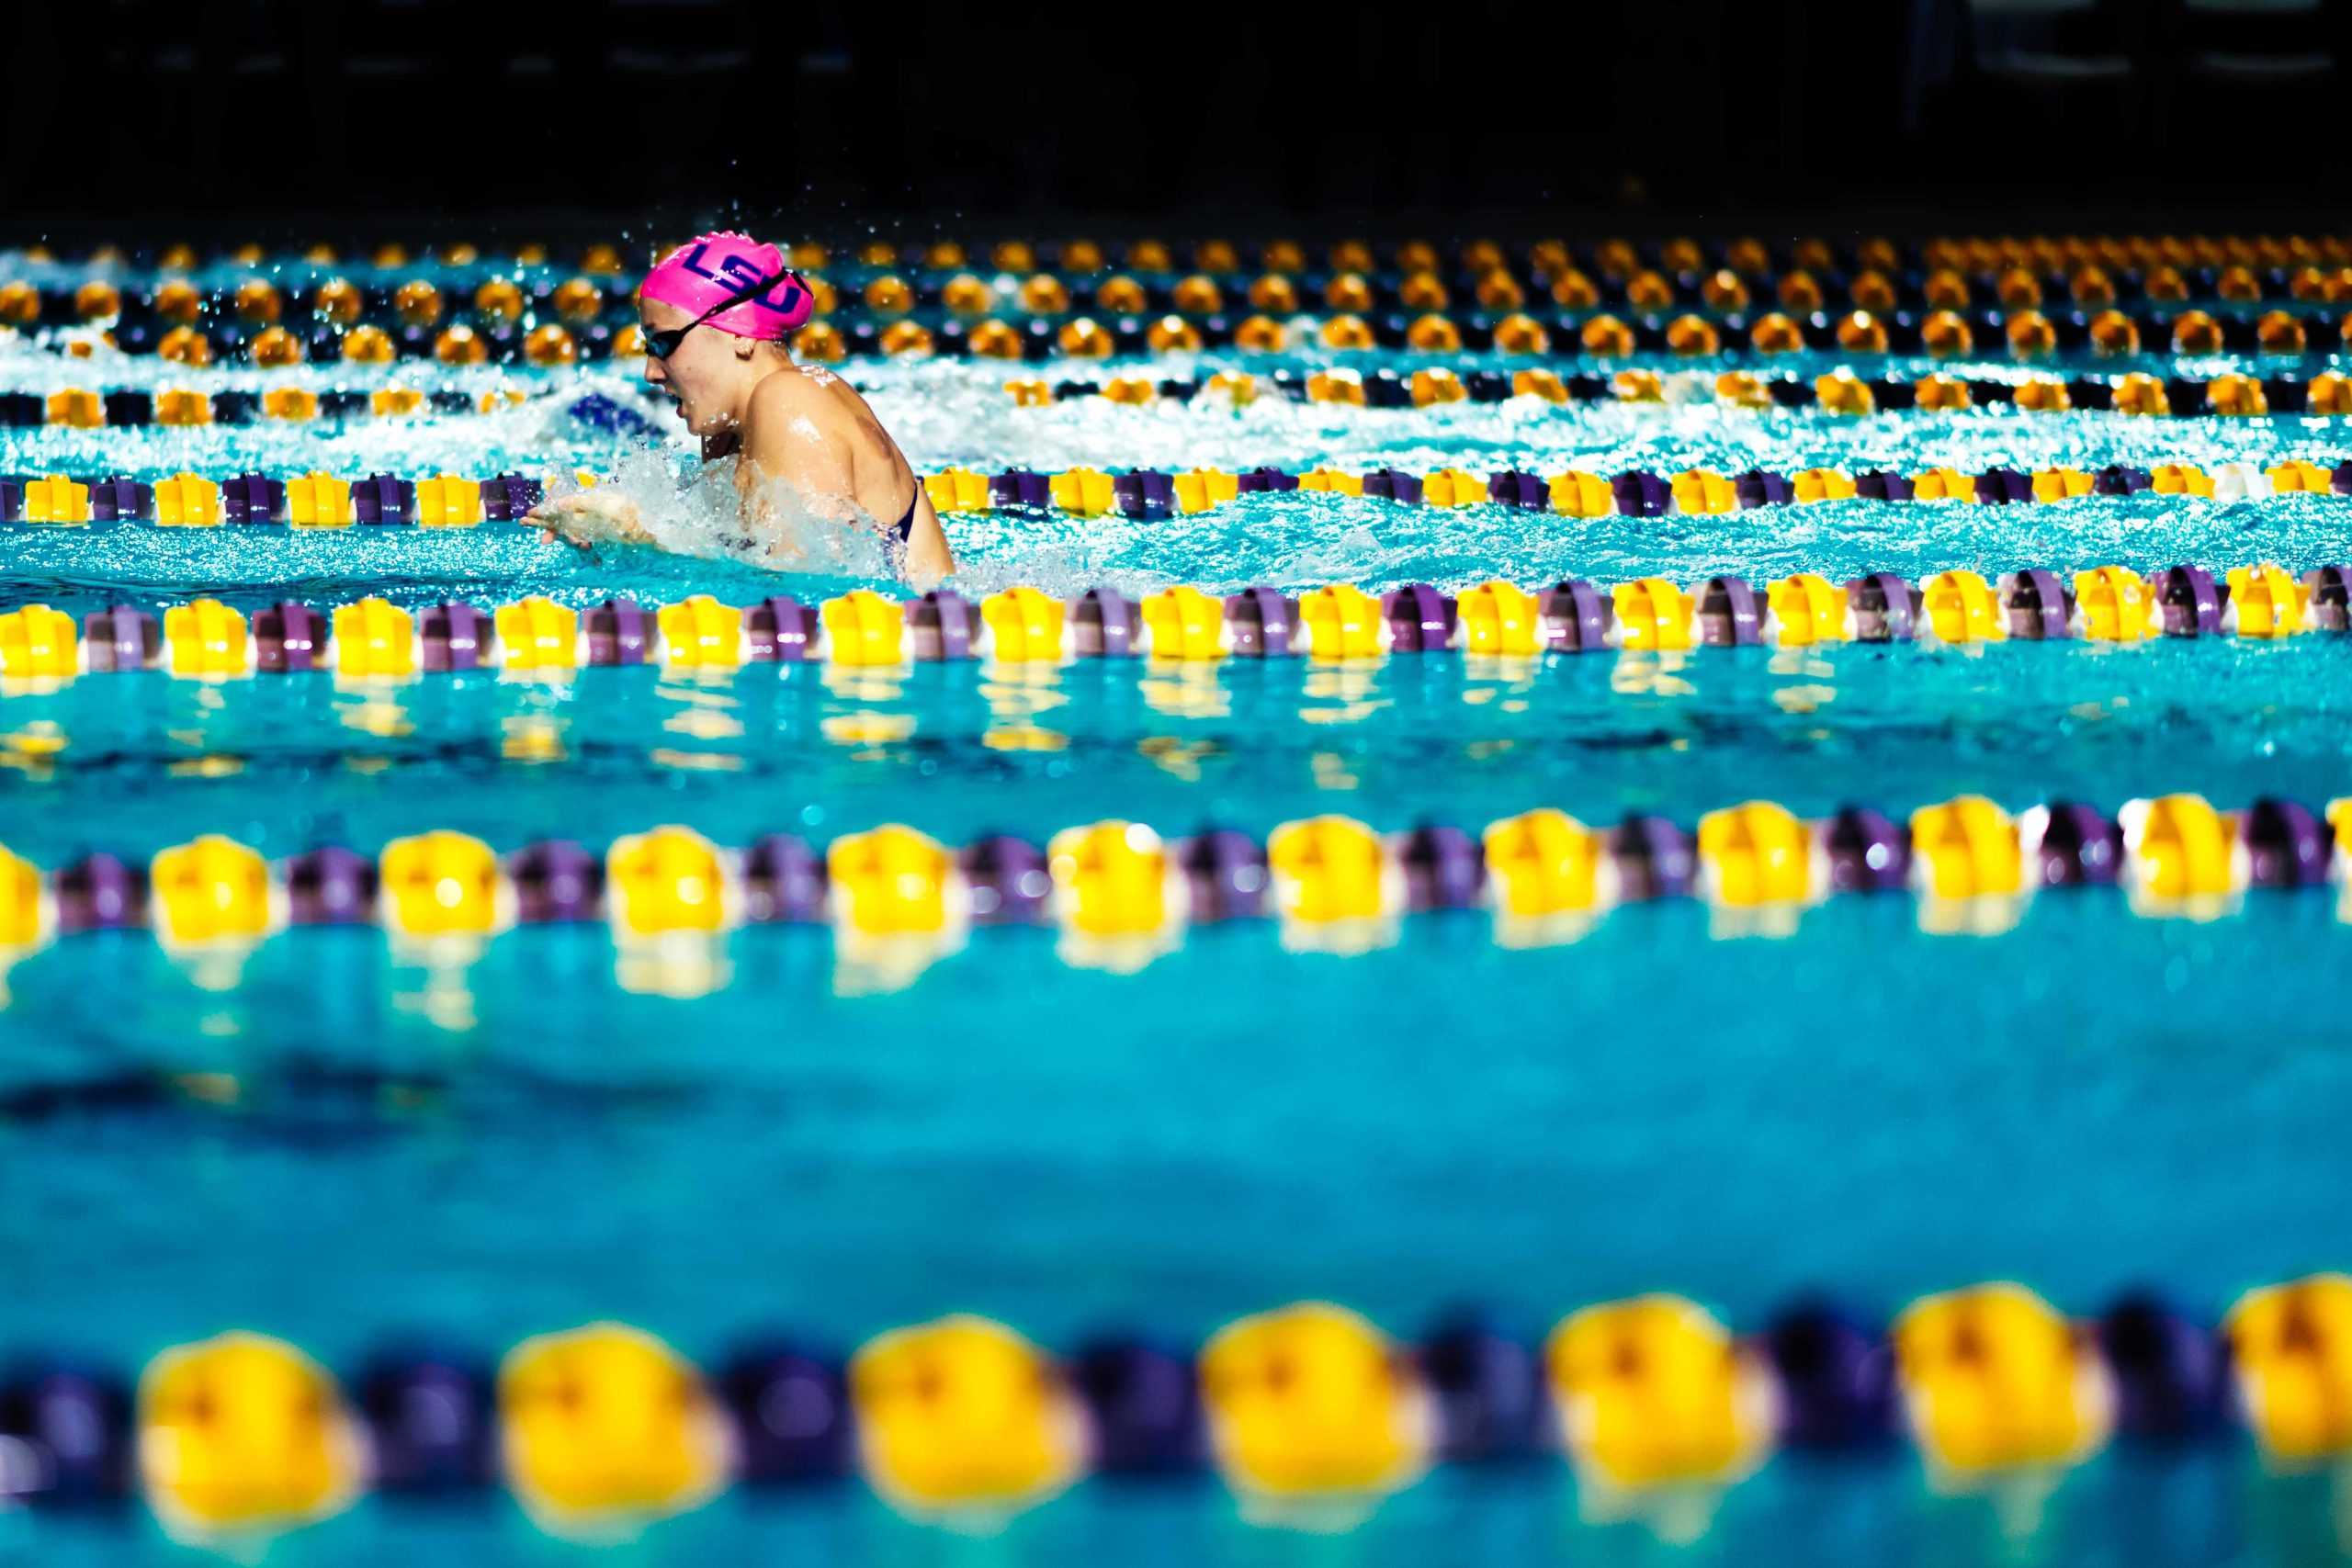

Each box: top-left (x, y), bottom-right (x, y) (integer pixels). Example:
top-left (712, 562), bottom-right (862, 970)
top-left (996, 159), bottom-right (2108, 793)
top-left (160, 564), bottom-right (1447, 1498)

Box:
top-left (639, 231), bottom-right (815, 338)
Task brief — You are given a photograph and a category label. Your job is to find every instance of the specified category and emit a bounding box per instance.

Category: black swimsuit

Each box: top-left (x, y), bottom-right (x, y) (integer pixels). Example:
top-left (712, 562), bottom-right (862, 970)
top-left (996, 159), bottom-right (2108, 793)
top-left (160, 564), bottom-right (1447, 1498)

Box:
top-left (878, 489), bottom-right (918, 575)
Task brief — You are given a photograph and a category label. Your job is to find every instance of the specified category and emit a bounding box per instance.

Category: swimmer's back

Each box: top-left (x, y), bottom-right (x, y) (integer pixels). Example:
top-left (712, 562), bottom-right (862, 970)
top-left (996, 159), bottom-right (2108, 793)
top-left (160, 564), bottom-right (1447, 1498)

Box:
top-left (741, 366), bottom-right (952, 580)
top-left (742, 365), bottom-right (910, 527)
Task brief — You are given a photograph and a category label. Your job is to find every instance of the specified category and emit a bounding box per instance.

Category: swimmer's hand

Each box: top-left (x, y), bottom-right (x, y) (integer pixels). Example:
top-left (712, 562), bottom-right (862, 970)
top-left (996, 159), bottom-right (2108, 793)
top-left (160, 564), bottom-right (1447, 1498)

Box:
top-left (527, 491), bottom-right (654, 550)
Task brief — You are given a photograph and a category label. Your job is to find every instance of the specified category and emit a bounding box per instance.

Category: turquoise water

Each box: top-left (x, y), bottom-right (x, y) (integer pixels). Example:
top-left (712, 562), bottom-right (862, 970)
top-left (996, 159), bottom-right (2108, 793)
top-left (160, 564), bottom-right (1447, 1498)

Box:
top-left (6, 335), bottom-right (2352, 1562)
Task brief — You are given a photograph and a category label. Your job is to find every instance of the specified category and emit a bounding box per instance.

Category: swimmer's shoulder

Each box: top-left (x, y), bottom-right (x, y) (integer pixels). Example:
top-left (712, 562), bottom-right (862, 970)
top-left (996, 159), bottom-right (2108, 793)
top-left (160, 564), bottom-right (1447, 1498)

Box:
top-left (745, 363), bottom-right (823, 419)
top-left (747, 364), bottom-right (863, 440)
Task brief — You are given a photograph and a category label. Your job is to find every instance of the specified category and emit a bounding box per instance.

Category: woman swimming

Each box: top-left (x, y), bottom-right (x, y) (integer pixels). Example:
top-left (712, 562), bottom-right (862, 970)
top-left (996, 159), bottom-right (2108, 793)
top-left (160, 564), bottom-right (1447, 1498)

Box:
top-left (529, 231), bottom-right (956, 585)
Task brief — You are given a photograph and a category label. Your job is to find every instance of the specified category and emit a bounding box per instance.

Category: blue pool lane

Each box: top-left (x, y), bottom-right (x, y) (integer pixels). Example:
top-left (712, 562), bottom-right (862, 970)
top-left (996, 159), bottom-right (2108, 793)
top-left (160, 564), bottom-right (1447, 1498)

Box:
top-left (8, 317), bottom-right (2352, 1563)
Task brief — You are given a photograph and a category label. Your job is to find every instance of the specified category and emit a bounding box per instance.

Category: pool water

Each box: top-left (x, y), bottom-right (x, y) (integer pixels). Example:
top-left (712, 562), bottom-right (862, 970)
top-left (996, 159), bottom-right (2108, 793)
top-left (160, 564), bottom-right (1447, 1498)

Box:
top-left (6, 303), bottom-right (2352, 1563)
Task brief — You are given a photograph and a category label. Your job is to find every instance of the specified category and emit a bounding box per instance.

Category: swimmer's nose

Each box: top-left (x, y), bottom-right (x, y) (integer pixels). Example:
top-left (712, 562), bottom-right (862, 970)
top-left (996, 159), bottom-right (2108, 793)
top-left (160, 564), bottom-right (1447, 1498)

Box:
top-left (642, 356), bottom-right (666, 387)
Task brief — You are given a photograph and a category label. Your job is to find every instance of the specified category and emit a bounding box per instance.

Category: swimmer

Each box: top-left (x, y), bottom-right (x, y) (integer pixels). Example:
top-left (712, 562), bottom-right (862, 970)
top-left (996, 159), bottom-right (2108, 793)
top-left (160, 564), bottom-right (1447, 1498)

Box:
top-left (529, 231), bottom-right (956, 585)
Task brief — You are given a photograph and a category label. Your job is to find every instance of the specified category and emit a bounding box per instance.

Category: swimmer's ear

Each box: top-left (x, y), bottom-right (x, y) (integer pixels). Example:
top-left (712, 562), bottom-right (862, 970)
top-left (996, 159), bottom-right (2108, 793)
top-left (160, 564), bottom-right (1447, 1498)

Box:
top-left (733, 336), bottom-right (759, 361)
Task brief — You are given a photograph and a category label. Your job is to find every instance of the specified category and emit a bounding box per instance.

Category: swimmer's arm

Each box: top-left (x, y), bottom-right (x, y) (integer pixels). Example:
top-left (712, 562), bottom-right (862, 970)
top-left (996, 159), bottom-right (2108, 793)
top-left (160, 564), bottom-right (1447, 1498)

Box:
top-left (901, 505), bottom-right (956, 590)
top-left (526, 488), bottom-right (655, 549)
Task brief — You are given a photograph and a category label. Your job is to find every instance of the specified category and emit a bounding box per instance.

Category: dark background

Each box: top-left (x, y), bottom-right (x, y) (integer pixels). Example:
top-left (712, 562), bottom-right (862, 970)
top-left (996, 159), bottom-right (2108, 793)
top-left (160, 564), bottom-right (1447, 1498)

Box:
top-left (6, 0), bottom-right (2350, 243)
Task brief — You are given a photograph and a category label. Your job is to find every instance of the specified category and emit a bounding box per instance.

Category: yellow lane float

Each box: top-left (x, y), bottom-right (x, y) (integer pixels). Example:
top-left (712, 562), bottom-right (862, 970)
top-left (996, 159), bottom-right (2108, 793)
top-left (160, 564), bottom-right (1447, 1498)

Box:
top-left (1909, 795), bottom-right (2023, 900)
top-left (2150, 462), bottom-right (2213, 497)
top-left (2006, 310), bottom-right (2057, 357)
top-left (261, 386), bottom-right (317, 421)
top-left (1765, 574), bottom-right (1852, 646)
top-left (379, 829), bottom-right (507, 938)
top-left (1666, 315), bottom-right (1721, 355)
top-left (1696, 801), bottom-right (1816, 908)
top-left (1049, 467), bottom-right (1115, 515)
top-left (495, 597), bottom-right (582, 672)
top-left (2225, 1274), bottom-right (2352, 1465)
top-left (924, 468), bottom-right (991, 513)
top-left (655, 595), bottom-right (743, 670)
top-left (2091, 311), bottom-right (2146, 365)
top-left (331, 597), bottom-right (418, 678)
top-left (2267, 458), bottom-right (2332, 493)
top-left (851, 1315), bottom-right (1086, 1514)
top-left (1920, 570), bottom-right (2007, 645)
top-left (981, 586), bottom-right (1069, 664)
top-left (25, 474), bottom-right (91, 524)
top-left (1580, 314), bottom-right (1635, 355)
top-left (1047, 819), bottom-right (1174, 939)
top-left (163, 599), bottom-right (251, 679)
top-left (2309, 372), bottom-right (2352, 415)
top-left (151, 836), bottom-right (276, 948)
top-left (1102, 375), bottom-right (1156, 406)
top-left (48, 388), bottom-right (103, 427)
top-left (1423, 468), bottom-right (1485, 506)
top-left (884, 321), bottom-right (940, 358)
top-left (1713, 369), bottom-right (1771, 408)
top-left (1202, 371), bottom-right (1260, 406)
top-left (1200, 1303), bottom-right (1430, 1500)
top-left (1456, 580), bottom-right (1544, 657)
top-left (1267, 815), bottom-right (1396, 929)
top-left (413, 472), bottom-right (481, 526)
top-left (1296, 467), bottom-right (1365, 496)
top-left (288, 471), bottom-right (352, 527)
top-left (1792, 468), bottom-right (1858, 504)
top-left (2030, 468), bottom-right (2091, 503)
top-left (138, 1332), bottom-right (364, 1537)
top-left (1410, 367), bottom-right (1466, 406)
top-left (1298, 583), bottom-right (1385, 660)
top-left (500, 1323), bottom-right (729, 1529)
top-left (1545, 1295), bottom-right (1772, 1491)
top-left (1173, 468), bottom-right (1240, 513)
top-left (1611, 368), bottom-right (1666, 403)
top-left (2226, 563), bottom-right (2305, 638)
top-left (156, 389), bottom-right (214, 425)
top-left (1893, 1284), bottom-right (2110, 1476)
top-left (607, 826), bottom-right (729, 936)
top-left (1306, 369), bottom-right (1364, 405)
top-left (1548, 470), bottom-right (1612, 518)
top-left (0, 841), bottom-right (45, 950)
top-left (826, 824), bottom-right (956, 937)
top-left (2112, 371), bottom-right (2170, 414)
top-left (156, 472), bottom-right (221, 526)
top-left (1141, 585), bottom-right (1227, 660)
top-left (0, 604), bottom-right (78, 679)
top-left (2016, 378), bottom-right (2072, 414)
top-left (1483, 808), bottom-right (1608, 922)
top-left (1911, 466), bottom-right (1973, 501)
top-left (2073, 567), bottom-right (2154, 642)
top-left (1671, 469), bottom-right (1737, 515)
top-left (1476, 810), bottom-right (1605, 949)
top-left (1611, 578), bottom-right (1693, 652)
top-left (1920, 314), bottom-right (1974, 358)
top-left (2208, 373), bottom-right (2268, 416)
top-left (1910, 797), bottom-right (2026, 934)
top-left (2120, 794), bottom-right (2243, 906)
top-left (1815, 368), bottom-right (1875, 414)
top-left (822, 589), bottom-right (909, 666)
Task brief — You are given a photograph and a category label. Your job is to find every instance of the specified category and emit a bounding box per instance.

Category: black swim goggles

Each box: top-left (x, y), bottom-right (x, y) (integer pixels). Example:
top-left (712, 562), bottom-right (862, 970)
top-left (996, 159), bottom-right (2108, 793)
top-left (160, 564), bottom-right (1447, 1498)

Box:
top-left (641, 270), bottom-right (799, 359)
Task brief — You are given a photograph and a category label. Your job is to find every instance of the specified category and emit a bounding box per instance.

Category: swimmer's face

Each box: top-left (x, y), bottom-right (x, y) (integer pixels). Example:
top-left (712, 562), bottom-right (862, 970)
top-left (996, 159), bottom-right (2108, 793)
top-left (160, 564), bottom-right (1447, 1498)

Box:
top-left (640, 299), bottom-right (750, 437)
